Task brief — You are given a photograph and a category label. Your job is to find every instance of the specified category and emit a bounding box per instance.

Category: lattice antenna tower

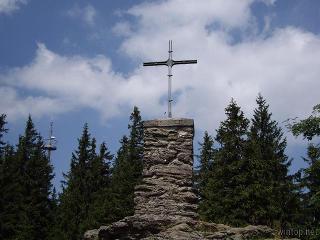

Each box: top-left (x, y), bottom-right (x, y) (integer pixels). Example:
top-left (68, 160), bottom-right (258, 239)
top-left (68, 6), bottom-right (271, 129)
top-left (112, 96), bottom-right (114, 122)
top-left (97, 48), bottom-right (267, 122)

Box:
top-left (43, 122), bottom-right (57, 162)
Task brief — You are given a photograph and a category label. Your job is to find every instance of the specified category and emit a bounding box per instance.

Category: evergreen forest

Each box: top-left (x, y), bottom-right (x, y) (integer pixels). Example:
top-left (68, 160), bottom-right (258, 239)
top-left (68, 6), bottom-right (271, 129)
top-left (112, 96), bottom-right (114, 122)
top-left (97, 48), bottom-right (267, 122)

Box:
top-left (0, 97), bottom-right (319, 240)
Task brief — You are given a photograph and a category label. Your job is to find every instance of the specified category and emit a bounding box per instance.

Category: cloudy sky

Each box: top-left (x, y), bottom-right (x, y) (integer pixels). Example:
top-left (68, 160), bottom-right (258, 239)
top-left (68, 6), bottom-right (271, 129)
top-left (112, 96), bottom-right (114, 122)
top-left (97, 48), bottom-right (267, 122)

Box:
top-left (1, 0), bottom-right (319, 189)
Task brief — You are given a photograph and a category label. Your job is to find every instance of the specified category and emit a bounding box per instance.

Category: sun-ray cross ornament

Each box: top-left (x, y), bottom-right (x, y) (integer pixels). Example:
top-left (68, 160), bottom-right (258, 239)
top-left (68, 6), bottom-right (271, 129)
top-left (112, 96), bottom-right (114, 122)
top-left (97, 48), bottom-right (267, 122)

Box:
top-left (143, 40), bottom-right (197, 118)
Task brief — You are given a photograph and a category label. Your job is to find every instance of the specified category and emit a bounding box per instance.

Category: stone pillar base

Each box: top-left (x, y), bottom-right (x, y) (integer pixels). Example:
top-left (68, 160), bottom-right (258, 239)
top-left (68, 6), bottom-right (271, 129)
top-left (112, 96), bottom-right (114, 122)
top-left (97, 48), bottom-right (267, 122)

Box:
top-left (84, 119), bottom-right (275, 240)
top-left (134, 118), bottom-right (198, 221)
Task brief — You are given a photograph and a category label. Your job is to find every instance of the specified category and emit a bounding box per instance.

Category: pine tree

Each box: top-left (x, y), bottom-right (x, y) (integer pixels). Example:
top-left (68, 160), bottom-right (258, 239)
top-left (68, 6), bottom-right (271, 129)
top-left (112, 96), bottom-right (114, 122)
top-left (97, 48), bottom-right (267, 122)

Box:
top-left (110, 106), bottom-right (144, 220)
top-left (47, 187), bottom-right (60, 240)
top-left (0, 114), bottom-right (7, 225)
top-left (0, 144), bottom-right (22, 239)
top-left (21, 116), bottom-right (54, 239)
top-left (202, 99), bottom-right (249, 226)
top-left (57, 123), bottom-right (114, 239)
top-left (197, 131), bottom-right (215, 218)
top-left (0, 114), bottom-right (8, 159)
top-left (0, 116), bottom-right (54, 240)
top-left (58, 123), bottom-right (95, 240)
top-left (89, 141), bottom-right (113, 196)
top-left (247, 94), bottom-right (298, 227)
top-left (111, 135), bottom-right (135, 218)
top-left (0, 115), bottom-right (19, 239)
top-left (83, 142), bottom-right (114, 229)
top-left (128, 106), bottom-right (144, 181)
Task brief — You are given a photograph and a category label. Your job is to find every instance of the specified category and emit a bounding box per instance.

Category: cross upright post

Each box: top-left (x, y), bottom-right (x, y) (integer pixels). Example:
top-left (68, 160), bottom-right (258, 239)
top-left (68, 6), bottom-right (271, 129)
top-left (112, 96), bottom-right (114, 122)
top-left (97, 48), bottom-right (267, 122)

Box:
top-left (143, 40), bottom-right (197, 118)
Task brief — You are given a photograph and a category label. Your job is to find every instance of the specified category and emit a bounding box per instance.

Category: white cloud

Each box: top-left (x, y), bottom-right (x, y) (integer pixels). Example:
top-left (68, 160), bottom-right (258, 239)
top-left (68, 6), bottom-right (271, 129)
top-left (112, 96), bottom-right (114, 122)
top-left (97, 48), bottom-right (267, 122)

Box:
top-left (112, 21), bottom-right (132, 37)
top-left (128, 0), bottom-right (254, 29)
top-left (0, 0), bottom-right (320, 142)
top-left (0, 0), bottom-right (27, 15)
top-left (120, 0), bottom-right (256, 60)
top-left (115, 0), bottom-right (320, 130)
top-left (0, 43), bottom-right (164, 121)
top-left (0, 87), bottom-right (68, 120)
top-left (67, 4), bottom-right (96, 26)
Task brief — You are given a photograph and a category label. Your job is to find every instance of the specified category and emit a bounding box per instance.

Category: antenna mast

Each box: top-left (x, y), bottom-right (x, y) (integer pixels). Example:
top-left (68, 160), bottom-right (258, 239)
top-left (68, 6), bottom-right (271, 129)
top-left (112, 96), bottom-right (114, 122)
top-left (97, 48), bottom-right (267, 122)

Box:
top-left (44, 122), bottom-right (57, 162)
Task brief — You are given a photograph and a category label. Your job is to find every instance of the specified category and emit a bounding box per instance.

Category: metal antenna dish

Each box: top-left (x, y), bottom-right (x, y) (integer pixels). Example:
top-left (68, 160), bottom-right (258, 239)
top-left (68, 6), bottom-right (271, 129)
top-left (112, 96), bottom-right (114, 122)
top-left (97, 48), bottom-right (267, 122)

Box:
top-left (43, 122), bottom-right (57, 161)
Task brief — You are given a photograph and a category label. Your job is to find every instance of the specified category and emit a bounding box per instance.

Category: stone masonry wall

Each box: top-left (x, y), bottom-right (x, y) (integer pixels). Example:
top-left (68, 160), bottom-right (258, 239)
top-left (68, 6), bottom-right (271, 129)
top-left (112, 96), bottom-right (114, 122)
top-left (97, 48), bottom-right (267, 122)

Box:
top-left (134, 118), bottom-right (198, 221)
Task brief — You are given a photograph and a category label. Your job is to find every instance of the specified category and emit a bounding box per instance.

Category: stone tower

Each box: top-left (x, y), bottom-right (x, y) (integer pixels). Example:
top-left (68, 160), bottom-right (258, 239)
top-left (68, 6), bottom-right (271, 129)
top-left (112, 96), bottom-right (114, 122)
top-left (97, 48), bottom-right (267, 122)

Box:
top-left (84, 118), bottom-right (275, 240)
top-left (134, 118), bottom-right (198, 221)
top-left (84, 118), bottom-right (197, 239)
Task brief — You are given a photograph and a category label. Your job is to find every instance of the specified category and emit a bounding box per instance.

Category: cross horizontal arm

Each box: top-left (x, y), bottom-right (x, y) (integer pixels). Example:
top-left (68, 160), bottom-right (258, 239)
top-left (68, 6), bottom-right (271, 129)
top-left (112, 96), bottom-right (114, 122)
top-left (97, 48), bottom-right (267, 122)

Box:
top-left (173, 60), bottom-right (197, 65)
top-left (143, 61), bottom-right (168, 66)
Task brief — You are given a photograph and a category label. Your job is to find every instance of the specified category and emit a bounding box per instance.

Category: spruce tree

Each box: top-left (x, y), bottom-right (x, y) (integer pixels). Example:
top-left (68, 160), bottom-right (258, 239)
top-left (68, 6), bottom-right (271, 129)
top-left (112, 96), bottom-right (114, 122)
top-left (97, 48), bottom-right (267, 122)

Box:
top-left (84, 142), bottom-right (113, 229)
top-left (57, 123), bottom-right (114, 239)
top-left (111, 135), bottom-right (134, 218)
top-left (0, 115), bottom-right (18, 239)
top-left (197, 131), bottom-right (215, 218)
top-left (202, 99), bottom-right (249, 226)
top-left (247, 94), bottom-right (297, 227)
top-left (58, 123), bottom-right (95, 240)
top-left (47, 187), bottom-right (60, 240)
top-left (0, 144), bottom-right (22, 239)
top-left (88, 141), bottom-right (113, 196)
top-left (0, 114), bottom-right (8, 159)
top-left (21, 116), bottom-right (54, 239)
top-left (0, 116), bottom-right (54, 240)
top-left (128, 106), bottom-right (144, 181)
top-left (0, 114), bottom-right (7, 220)
top-left (110, 106), bottom-right (144, 220)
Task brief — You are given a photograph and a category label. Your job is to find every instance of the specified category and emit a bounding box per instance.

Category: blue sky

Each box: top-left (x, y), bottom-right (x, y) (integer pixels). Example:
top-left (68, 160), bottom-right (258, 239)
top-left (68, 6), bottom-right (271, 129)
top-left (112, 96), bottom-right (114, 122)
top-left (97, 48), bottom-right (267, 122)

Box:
top-left (0, 0), bottom-right (320, 190)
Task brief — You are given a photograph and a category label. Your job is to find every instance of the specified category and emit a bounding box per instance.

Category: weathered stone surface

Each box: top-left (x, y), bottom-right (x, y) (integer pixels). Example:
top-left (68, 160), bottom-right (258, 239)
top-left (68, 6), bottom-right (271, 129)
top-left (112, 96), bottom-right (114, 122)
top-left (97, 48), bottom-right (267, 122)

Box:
top-left (131, 119), bottom-right (197, 220)
top-left (83, 229), bottom-right (99, 240)
top-left (85, 218), bottom-right (276, 240)
top-left (143, 118), bottom-right (194, 127)
top-left (141, 221), bottom-right (275, 240)
top-left (84, 118), bottom-right (284, 240)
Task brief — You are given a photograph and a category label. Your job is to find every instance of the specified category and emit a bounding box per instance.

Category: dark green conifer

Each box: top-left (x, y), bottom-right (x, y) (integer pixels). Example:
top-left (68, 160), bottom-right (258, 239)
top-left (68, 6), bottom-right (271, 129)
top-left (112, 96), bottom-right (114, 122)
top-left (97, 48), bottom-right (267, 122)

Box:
top-left (110, 106), bottom-right (144, 220)
top-left (89, 141), bottom-right (113, 194)
top-left (247, 94), bottom-right (297, 227)
top-left (22, 116), bottom-right (54, 239)
top-left (57, 123), bottom-right (114, 238)
top-left (84, 142), bottom-right (113, 229)
top-left (197, 131), bottom-right (215, 218)
top-left (0, 142), bottom-right (22, 239)
top-left (111, 135), bottom-right (134, 218)
top-left (202, 99), bottom-right (249, 226)
top-left (0, 116), bottom-right (54, 240)
top-left (128, 106), bottom-right (144, 180)
top-left (58, 123), bottom-right (94, 240)
top-left (0, 114), bottom-right (8, 159)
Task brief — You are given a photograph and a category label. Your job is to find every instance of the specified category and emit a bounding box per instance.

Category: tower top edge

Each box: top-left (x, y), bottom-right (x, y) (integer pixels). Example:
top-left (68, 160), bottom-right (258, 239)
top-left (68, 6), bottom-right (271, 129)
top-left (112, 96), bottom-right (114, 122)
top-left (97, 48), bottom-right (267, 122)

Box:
top-left (143, 118), bottom-right (194, 128)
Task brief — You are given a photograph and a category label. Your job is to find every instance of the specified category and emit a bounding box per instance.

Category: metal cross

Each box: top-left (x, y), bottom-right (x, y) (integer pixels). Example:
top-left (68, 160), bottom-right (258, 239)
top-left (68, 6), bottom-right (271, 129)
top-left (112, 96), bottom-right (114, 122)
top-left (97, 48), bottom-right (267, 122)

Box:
top-left (143, 40), bottom-right (197, 118)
